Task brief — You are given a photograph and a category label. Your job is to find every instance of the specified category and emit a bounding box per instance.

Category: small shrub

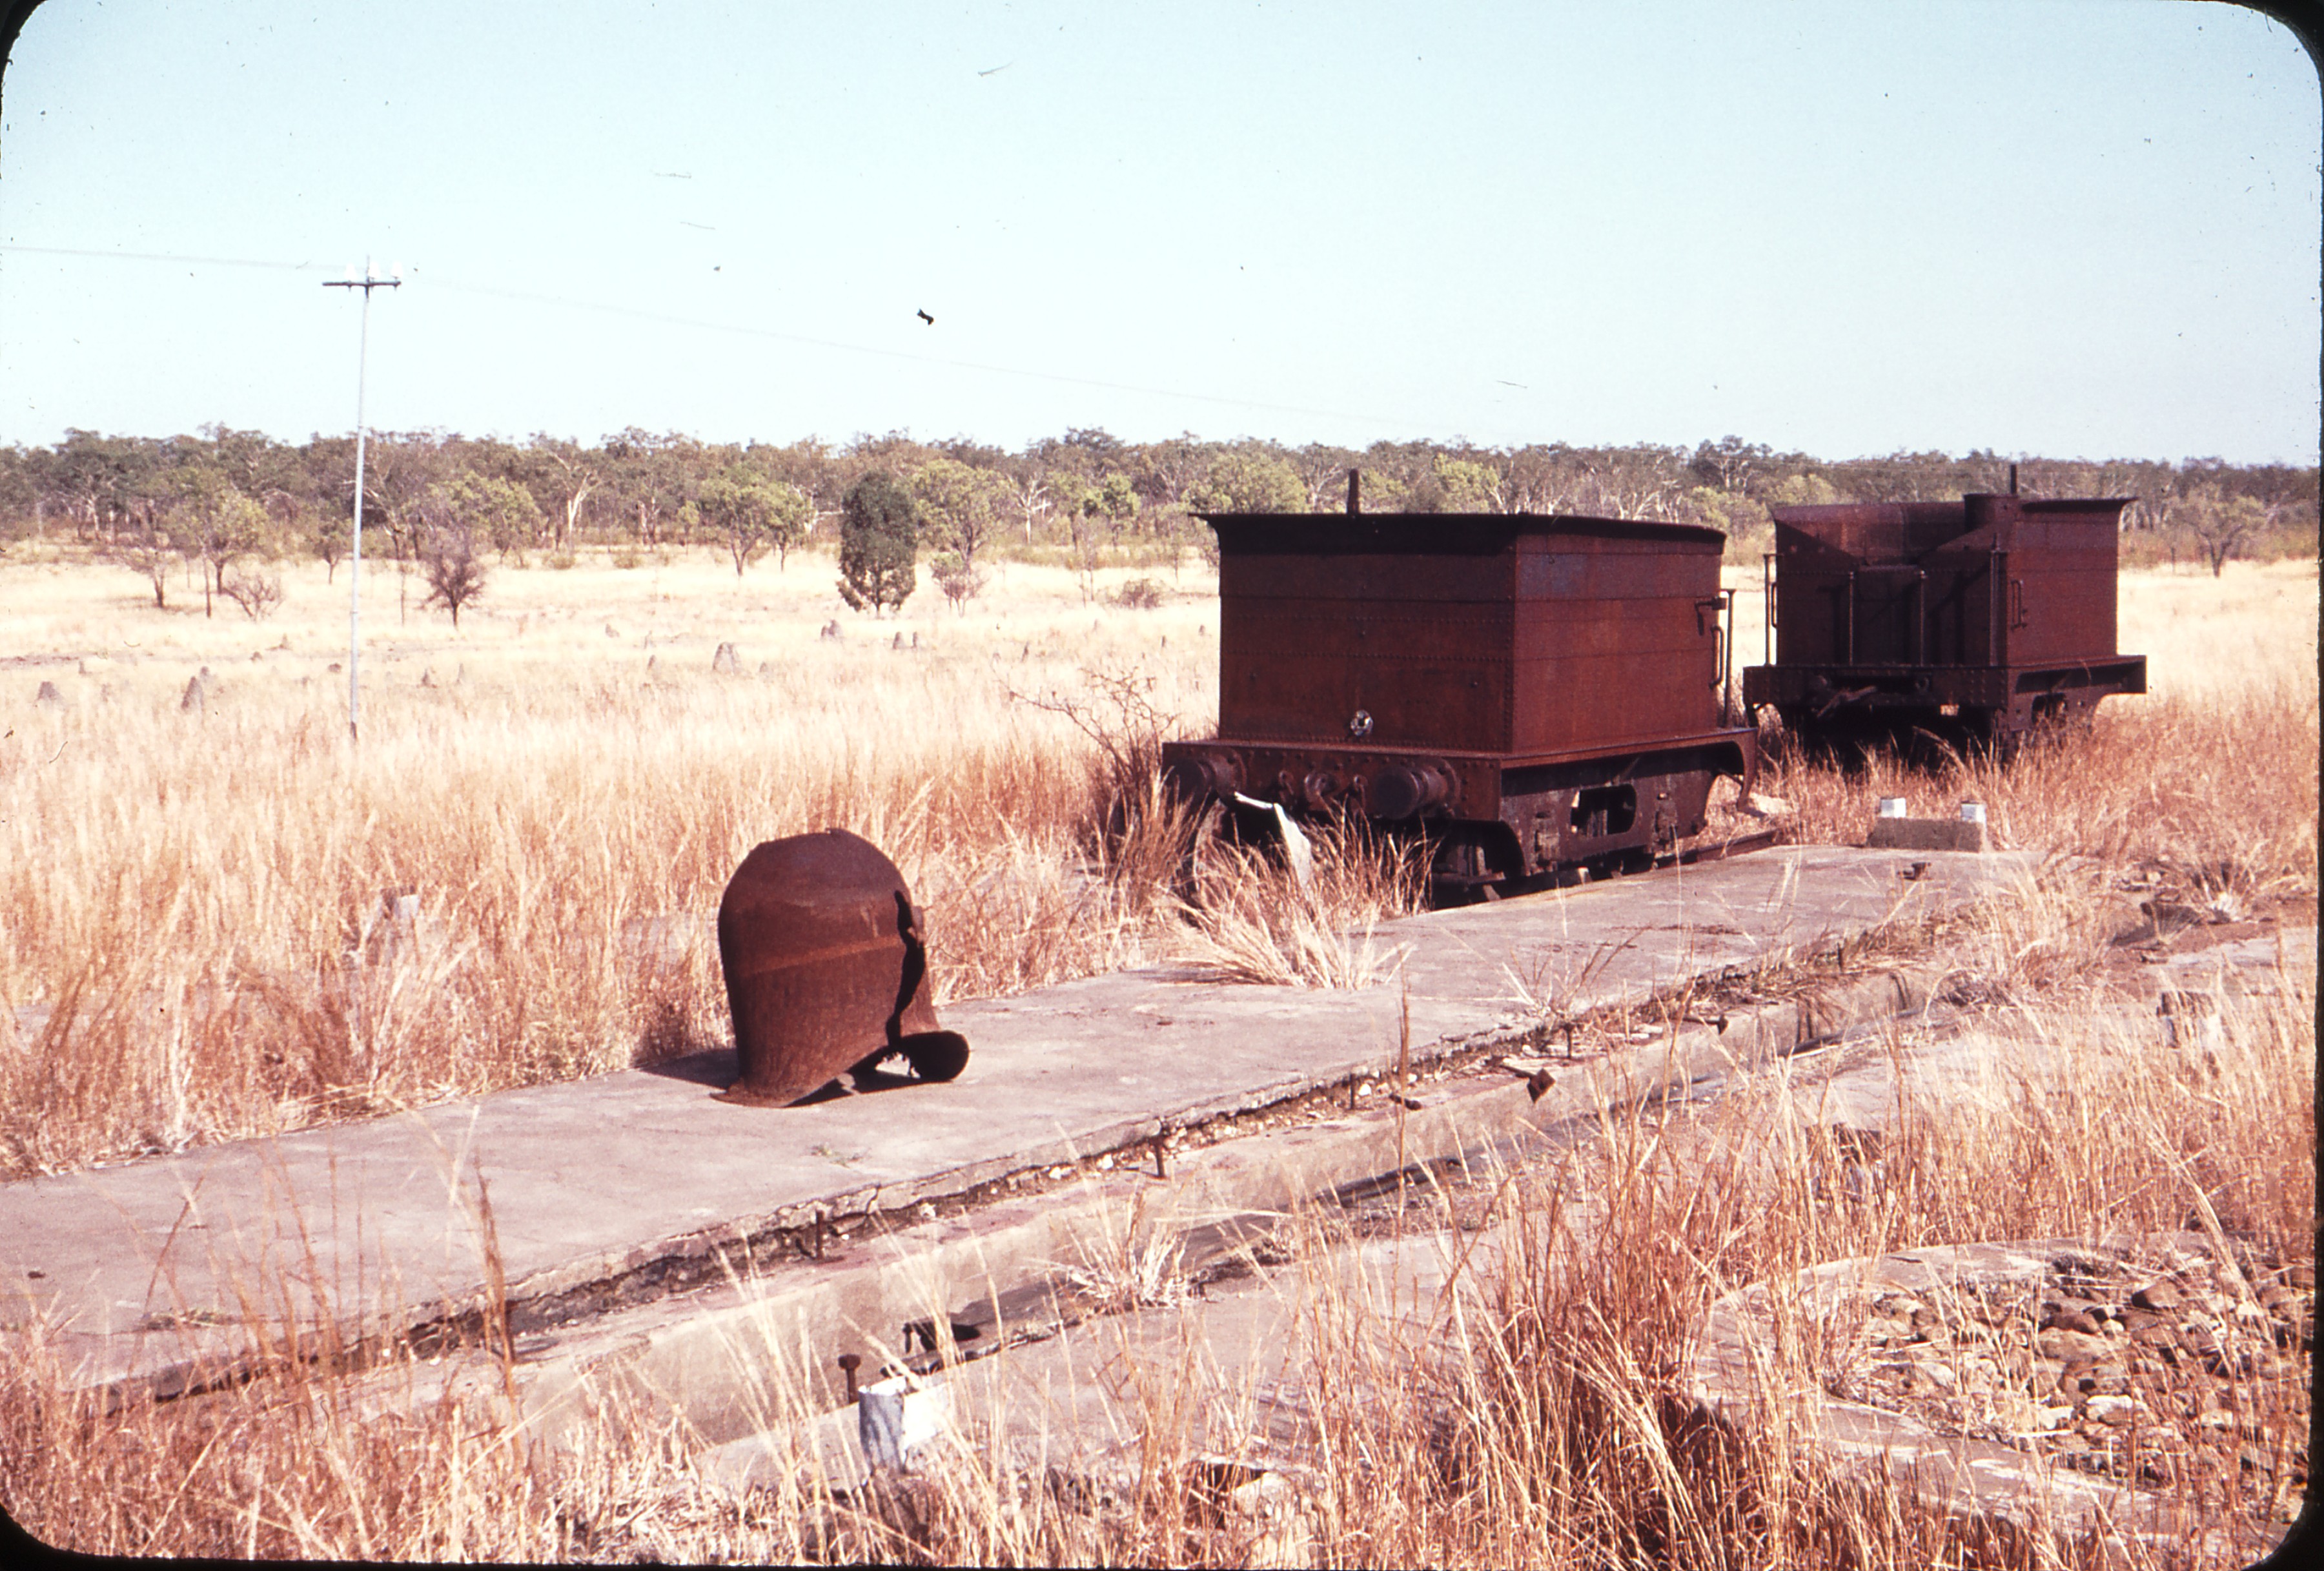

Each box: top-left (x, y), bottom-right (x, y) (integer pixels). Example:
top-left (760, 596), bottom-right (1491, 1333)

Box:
top-left (930, 550), bottom-right (986, 610)
top-left (1114, 577), bottom-right (1166, 610)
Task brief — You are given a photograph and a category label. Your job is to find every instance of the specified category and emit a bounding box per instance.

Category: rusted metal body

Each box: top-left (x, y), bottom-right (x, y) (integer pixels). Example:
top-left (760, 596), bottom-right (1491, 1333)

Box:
top-left (1740, 493), bottom-right (2147, 750)
top-left (1163, 509), bottom-right (1756, 896)
top-left (716, 829), bottom-right (969, 1107)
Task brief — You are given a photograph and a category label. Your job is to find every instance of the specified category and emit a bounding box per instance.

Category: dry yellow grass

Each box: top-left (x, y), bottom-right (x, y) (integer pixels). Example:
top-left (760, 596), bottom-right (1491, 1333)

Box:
top-left (0, 540), bottom-right (2313, 1564)
top-left (0, 545), bottom-right (1240, 1174)
top-left (3, 906), bottom-right (2305, 1565)
top-left (2118, 557), bottom-right (2320, 698)
top-left (1, 548), bottom-right (2313, 1176)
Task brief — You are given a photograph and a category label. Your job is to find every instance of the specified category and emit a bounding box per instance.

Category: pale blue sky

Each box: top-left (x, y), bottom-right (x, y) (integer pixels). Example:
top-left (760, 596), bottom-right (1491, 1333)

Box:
top-left (1, 1), bottom-right (2317, 463)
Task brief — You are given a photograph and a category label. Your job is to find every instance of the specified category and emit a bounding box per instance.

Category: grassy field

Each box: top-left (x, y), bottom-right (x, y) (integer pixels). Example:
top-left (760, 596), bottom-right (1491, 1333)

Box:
top-left (1, 545), bottom-right (2310, 1176)
top-left (0, 544), bottom-right (1236, 1174)
top-left (0, 540), bottom-right (2314, 1563)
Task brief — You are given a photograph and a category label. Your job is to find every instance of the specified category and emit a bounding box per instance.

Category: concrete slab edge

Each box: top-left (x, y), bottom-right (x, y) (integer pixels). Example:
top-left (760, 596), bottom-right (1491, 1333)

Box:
top-left (72, 947), bottom-right (1963, 1415)
top-left (491, 947), bottom-right (1953, 1317)
top-left (365, 955), bottom-right (1969, 1462)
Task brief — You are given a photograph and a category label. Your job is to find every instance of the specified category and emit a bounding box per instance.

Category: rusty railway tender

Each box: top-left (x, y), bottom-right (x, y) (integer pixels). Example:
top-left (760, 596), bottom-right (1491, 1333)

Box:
top-left (1740, 485), bottom-right (2147, 757)
top-left (1162, 482), bottom-right (1757, 901)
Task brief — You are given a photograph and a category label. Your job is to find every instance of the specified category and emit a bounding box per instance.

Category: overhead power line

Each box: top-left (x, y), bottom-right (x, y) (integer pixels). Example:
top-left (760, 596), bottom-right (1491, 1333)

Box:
top-left (0, 241), bottom-right (1422, 433)
top-left (1, 242), bottom-right (330, 272)
top-left (424, 277), bottom-right (1416, 430)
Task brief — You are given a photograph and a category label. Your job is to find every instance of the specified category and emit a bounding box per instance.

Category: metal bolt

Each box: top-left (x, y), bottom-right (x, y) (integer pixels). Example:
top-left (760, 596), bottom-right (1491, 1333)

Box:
top-left (1153, 1132), bottom-right (1168, 1179)
top-left (838, 1352), bottom-right (861, 1402)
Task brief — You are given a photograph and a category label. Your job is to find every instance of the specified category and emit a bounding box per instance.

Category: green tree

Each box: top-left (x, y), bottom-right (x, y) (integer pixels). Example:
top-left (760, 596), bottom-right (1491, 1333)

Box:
top-left (1136, 432), bottom-right (1211, 506)
top-left (1360, 439), bottom-right (1440, 510)
top-left (697, 469), bottom-right (809, 576)
top-left (1292, 442), bottom-right (1361, 511)
top-left (1689, 435), bottom-right (1772, 494)
top-left (1188, 450), bottom-right (1307, 513)
top-left (1767, 472), bottom-right (1842, 508)
top-left (764, 480), bottom-right (810, 568)
top-left (1351, 466), bottom-right (1411, 511)
top-left (1432, 453), bottom-right (1502, 511)
top-left (170, 462), bottom-right (270, 618)
top-left (746, 438), bottom-right (837, 540)
top-left (1044, 470), bottom-right (1094, 536)
top-left (1092, 472), bottom-right (1141, 535)
top-left (836, 470), bottom-right (919, 615)
top-left (1498, 444), bottom-right (1585, 514)
top-left (1054, 472), bottom-right (1139, 602)
top-left (2181, 488), bottom-right (2267, 577)
top-left (1683, 486), bottom-right (1774, 560)
top-left (51, 429), bottom-right (159, 542)
top-left (911, 457), bottom-right (1004, 571)
top-left (0, 445), bottom-right (36, 547)
top-left (600, 428), bottom-right (704, 547)
top-left (447, 472), bottom-right (545, 564)
top-left (1570, 444), bottom-right (1687, 519)
top-left (520, 435), bottom-right (599, 553)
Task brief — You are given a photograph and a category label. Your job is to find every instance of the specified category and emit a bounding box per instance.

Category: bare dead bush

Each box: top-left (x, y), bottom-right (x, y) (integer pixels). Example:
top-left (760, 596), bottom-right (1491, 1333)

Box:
top-left (419, 524), bottom-right (487, 628)
top-left (218, 564), bottom-right (285, 621)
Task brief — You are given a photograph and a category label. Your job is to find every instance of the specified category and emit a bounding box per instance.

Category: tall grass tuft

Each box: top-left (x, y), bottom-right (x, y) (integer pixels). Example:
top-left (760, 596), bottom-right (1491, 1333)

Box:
top-left (1165, 812), bottom-right (1427, 989)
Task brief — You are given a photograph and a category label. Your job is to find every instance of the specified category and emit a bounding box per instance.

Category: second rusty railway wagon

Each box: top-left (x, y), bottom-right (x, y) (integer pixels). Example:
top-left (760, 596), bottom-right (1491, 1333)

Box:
top-left (1162, 508), bottom-right (1756, 896)
top-left (1740, 491), bottom-right (2147, 753)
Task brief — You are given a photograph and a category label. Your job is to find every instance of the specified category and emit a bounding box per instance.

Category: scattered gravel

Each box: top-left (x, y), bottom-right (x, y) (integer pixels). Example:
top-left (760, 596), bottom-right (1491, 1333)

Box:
top-left (1828, 1237), bottom-right (2310, 1527)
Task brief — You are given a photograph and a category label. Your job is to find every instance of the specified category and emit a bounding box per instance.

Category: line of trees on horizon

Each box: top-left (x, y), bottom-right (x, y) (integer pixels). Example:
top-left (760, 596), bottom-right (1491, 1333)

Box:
top-left (0, 426), bottom-right (2312, 611)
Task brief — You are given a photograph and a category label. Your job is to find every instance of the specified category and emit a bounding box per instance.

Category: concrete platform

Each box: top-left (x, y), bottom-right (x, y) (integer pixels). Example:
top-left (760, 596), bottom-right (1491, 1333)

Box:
top-left (0, 846), bottom-right (2033, 1402)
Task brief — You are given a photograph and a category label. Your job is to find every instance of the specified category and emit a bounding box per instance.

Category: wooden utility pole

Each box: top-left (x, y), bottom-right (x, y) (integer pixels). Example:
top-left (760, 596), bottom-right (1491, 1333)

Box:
top-left (322, 260), bottom-right (402, 741)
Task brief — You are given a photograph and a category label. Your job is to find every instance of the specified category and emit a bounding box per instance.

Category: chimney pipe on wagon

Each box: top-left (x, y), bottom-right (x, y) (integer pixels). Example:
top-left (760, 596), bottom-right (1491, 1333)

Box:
top-left (2008, 462), bottom-right (2019, 496)
top-left (1347, 467), bottom-right (1360, 515)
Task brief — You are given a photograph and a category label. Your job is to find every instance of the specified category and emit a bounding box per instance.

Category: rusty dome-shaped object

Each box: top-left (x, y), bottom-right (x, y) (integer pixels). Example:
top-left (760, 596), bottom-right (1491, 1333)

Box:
top-left (716, 828), bottom-right (970, 1107)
